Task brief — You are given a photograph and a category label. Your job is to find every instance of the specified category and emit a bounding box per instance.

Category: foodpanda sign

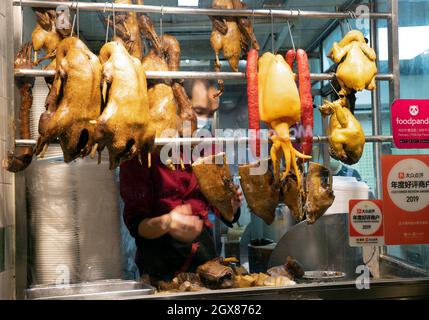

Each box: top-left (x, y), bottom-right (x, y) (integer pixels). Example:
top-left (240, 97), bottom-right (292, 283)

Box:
top-left (391, 99), bottom-right (429, 149)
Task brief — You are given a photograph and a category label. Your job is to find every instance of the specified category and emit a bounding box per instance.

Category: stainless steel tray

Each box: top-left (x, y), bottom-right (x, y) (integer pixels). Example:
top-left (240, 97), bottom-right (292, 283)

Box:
top-left (302, 271), bottom-right (346, 281)
top-left (25, 279), bottom-right (156, 300)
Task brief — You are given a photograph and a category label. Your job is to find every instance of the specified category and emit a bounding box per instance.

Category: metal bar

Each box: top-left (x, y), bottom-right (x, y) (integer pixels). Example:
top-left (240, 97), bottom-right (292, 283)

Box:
top-left (370, 0), bottom-right (383, 199)
top-left (15, 135), bottom-right (394, 147)
top-left (14, 69), bottom-right (395, 81)
top-left (12, 0), bottom-right (392, 19)
top-left (387, 0), bottom-right (400, 103)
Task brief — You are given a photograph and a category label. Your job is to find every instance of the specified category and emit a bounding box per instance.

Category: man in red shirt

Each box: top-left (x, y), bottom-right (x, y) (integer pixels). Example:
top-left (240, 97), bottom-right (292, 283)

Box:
top-left (120, 151), bottom-right (243, 284)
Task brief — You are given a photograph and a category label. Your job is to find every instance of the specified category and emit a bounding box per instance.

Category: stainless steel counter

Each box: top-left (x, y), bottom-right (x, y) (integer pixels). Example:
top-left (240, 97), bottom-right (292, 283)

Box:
top-left (33, 278), bottom-right (429, 300)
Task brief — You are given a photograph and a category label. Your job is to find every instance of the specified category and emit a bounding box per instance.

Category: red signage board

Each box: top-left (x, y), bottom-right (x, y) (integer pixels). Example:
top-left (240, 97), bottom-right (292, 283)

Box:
top-left (349, 200), bottom-right (384, 247)
top-left (382, 155), bottom-right (429, 245)
top-left (391, 99), bottom-right (429, 149)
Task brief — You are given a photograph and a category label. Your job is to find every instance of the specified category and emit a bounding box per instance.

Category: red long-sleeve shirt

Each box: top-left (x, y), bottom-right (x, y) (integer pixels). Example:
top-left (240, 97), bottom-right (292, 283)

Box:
top-left (120, 153), bottom-right (214, 239)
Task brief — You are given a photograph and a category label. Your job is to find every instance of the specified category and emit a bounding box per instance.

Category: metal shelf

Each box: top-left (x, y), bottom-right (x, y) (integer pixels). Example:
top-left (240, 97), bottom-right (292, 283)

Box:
top-left (13, 0), bottom-right (391, 19)
top-left (15, 135), bottom-right (394, 147)
top-left (14, 69), bottom-right (394, 82)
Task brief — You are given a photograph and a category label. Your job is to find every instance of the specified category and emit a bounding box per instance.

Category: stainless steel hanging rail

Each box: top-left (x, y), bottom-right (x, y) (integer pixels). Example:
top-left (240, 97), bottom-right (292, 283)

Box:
top-left (15, 135), bottom-right (394, 147)
top-left (15, 69), bottom-right (394, 81)
top-left (12, 0), bottom-right (391, 19)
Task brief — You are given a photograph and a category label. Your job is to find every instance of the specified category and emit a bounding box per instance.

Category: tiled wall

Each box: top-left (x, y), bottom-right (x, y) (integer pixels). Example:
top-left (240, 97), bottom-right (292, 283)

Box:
top-left (0, 0), bottom-right (16, 300)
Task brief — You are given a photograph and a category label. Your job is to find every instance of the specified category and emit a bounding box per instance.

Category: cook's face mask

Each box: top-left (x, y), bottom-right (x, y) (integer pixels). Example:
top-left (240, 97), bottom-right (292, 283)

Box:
top-left (197, 116), bottom-right (212, 132)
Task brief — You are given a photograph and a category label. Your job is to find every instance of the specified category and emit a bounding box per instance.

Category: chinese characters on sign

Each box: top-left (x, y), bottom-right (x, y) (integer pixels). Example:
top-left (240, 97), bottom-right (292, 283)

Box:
top-left (382, 155), bottom-right (429, 245)
top-left (391, 99), bottom-right (429, 149)
top-left (349, 200), bottom-right (384, 247)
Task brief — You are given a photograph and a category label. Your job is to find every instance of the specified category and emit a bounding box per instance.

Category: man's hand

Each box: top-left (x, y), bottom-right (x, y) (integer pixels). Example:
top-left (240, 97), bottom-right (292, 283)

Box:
top-left (231, 186), bottom-right (244, 215)
top-left (168, 204), bottom-right (204, 243)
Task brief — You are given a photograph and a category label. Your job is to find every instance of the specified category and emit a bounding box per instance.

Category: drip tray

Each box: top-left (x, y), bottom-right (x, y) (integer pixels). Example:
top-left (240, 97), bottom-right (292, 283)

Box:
top-left (25, 280), bottom-right (156, 300)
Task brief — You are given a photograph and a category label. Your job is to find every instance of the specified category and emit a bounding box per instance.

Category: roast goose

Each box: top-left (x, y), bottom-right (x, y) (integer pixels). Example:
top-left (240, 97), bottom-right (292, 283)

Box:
top-left (95, 41), bottom-right (155, 169)
top-left (196, 258), bottom-right (234, 289)
top-left (35, 37), bottom-right (102, 163)
top-left (192, 153), bottom-right (237, 222)
top-left (319, 97), bottom-right (365, 165)
top-left (238, 158), bottom-right (280, 225)
top-left (210, 0), bottom-right (259, 96)
top-left (281, 173), bottom-right (305, 222)
top-left (3, 43), bottom-right (35, 172)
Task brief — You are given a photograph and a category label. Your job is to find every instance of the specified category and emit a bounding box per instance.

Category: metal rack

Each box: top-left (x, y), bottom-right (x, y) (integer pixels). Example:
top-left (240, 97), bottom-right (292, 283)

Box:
top-left (11, 0), bottom-right (400, 192)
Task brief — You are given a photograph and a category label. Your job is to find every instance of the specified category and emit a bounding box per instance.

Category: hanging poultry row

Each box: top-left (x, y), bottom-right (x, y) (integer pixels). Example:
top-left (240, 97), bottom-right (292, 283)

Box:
top-left (5, 3), bottom-right (377, 227)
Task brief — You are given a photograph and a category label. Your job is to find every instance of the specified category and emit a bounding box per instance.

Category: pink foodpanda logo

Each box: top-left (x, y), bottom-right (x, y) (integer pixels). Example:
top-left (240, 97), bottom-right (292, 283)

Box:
top-left (409, 105), bottom-right (419, 116)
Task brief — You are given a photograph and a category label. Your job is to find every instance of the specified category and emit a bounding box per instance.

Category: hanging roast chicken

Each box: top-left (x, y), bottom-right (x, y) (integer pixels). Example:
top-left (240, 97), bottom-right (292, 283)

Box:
top-left (328, 29), bottom-right (377, 96)
top-left (34, 37), bottom-right (102, 163)
top-left (95, 41), bottom-right (155, 169)
top-left (210, 0), bottom-right (259, 96)
top-left (319, 97), bottom-right (365, 165)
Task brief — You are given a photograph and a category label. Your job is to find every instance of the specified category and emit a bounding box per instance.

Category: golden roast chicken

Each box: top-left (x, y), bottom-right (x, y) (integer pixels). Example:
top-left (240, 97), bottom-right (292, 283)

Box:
top-left (328, 30), bottom-right (377, 96)
top-left (258, 52), bottom-right (311, 186)
top-left (320, 97), bottom-right (365, 165)
top-left (35, 37), bottom-right (102, 163)
top-left (95, 42), bottom-right (155, 169)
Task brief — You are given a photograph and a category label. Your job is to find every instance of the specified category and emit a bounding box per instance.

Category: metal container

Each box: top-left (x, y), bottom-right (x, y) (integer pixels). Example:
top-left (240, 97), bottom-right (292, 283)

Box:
top-left (25, 280), bottom-right (155, 300)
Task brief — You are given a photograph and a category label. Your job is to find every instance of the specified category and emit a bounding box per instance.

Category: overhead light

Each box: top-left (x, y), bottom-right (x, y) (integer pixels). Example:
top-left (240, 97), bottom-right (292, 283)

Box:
top-left (178, 0), bottom-right (199, 6)
top-left (378, 26), bottom-right (429, 61)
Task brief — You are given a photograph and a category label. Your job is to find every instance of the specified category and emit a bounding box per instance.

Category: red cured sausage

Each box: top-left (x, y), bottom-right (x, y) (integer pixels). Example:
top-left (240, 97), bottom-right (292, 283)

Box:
top-left (246, 48), bottom-right (260, 157)
top-left (285, 49), bottom-right (296, 70)
top-left (296, 49), bottom-right (313, 157)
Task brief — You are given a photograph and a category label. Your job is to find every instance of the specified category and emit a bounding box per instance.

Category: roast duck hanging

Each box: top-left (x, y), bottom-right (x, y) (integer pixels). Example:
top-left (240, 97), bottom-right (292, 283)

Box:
top-left (94, 41), bottom-right (155, 169)
top-left (319, 29), bottom-right (376, 165)
top-left (34, 37), bottom-right (102, 163)
top-left (112, 1), bottom-right (197, 139)
top-left (210, 0), bottom-right (260, 96)
top-left (239, 49), bottom-right (334, 225)
top-left (4, 6), bottom-right (71, 172)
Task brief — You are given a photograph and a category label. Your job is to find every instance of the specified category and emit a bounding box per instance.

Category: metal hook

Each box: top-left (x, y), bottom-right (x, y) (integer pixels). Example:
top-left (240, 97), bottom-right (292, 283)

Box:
top-left (76, 1), bottom-right (80, 38)
top-left (329, 81), bottom-right (341, 98)
top-left (103, 2), bottom-right (110, 43)
top-left (270, 9), bottom-right (274, 53)
top-left (70, 1), bottom-right (77, 37)
top-left (160, 5), bottom-right (164, 44)
top-left (287, 20), bottom-right (295, 52)
top-left (112, 1), bottom-right (116, 39)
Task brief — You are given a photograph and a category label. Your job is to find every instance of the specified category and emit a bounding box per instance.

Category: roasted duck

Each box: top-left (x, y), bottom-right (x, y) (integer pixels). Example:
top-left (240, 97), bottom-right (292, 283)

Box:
top-left (110, 0), bottom-right (144, 60)
top-left (328, 30), bottom-right (377, 96)
top-left (304, 162), bottom-right (335, 224)
top-left (210, 0), bottom-right (259, 96)
top-left (141, 34), bottom-right (197, 138)
top-left (3, 43), bottom-right (35, 172)
top-left (258, 52), bottom-right (311, 186)
top-left (31, 8), bottom-right (66, 70)
top-left (136, 0), bottom-right (162, 52)
top-left (192, 153), bottom-right (237, 222)
top-left (95, 41), bottom-right (155, 169)
top-left (196, 258), bottom-right (234, 289)
top-left (35, 37), bottom-right (102, 163)
top-left (238, 158), bottom-right (280, 225)
top-left (320, 97), bottom-right (365, 165)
